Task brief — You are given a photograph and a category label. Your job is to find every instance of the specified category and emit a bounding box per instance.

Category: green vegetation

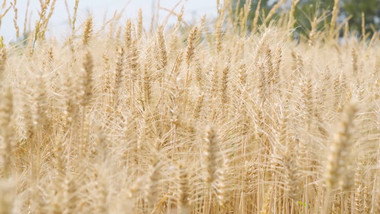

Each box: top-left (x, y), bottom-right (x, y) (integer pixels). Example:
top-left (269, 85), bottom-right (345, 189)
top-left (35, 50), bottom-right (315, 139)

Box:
top-left (234, 0), bottom-right (380, 38)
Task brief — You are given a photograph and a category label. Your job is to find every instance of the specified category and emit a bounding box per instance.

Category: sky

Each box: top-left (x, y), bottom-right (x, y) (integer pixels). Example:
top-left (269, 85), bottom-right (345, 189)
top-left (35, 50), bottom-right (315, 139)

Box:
top-left (0, 0), bottom-right (217, 42)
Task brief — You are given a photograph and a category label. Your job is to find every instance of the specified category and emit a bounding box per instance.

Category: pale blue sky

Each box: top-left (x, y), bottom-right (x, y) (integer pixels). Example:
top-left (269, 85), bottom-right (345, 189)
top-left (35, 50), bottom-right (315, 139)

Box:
top-left (1, 0), bottom-right (217, 42)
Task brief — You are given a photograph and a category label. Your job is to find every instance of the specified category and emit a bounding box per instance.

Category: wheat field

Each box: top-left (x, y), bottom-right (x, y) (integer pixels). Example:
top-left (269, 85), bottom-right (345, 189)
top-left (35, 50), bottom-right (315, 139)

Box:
top-left (0, 0), bottom-right (380, 213)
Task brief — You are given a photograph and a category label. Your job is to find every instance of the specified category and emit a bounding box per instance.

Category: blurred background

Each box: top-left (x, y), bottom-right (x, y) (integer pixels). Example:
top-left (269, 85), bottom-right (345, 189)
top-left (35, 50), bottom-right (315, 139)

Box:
top-left (233, 0), bottom-right (380, 38)
top-left (1, 0), bottom-right (380, 42)
top-left (0, 0), bottom-right (217, 42)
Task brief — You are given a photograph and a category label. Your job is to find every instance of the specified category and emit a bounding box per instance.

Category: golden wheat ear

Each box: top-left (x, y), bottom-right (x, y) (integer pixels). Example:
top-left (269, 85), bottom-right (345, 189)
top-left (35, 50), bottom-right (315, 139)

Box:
top-left (82, 16), bottom-right (93, 47)
top-left (0, 179), bottom-right (15, 214)
top-left (0, 87), bottom-right (13, 178)
top-left (325, 103), bottom-right (357, 191)
top-left (178, 164), bottom-right (190, 214)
